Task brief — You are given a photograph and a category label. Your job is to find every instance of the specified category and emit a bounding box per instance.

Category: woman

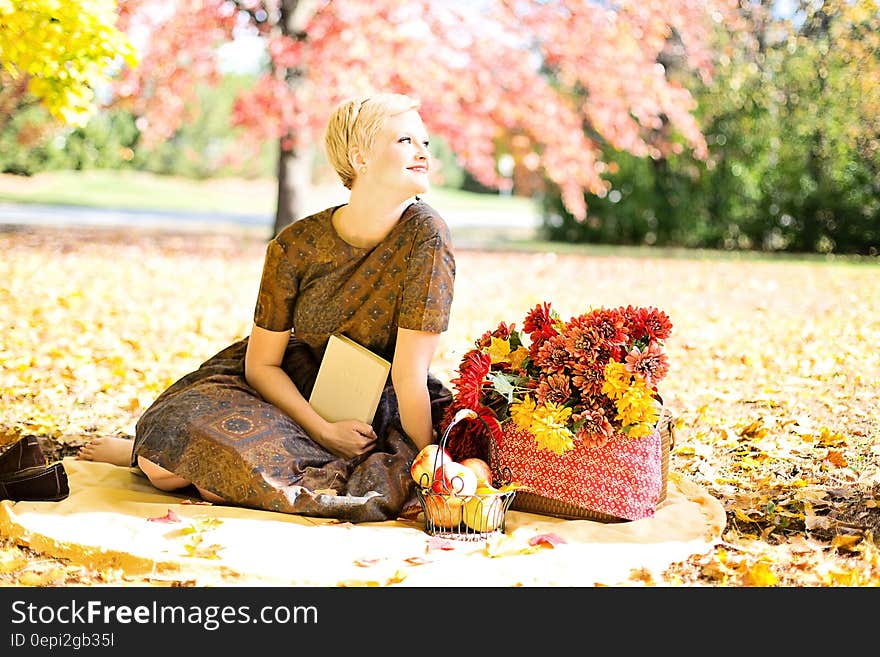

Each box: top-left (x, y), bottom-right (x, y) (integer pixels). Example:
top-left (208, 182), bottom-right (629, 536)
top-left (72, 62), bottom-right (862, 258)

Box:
top-left (79, 93), bottom-right (456, 522)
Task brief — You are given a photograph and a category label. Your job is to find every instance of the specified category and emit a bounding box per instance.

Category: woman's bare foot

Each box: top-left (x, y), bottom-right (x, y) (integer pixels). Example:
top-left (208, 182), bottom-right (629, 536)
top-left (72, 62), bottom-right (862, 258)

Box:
top-left (76, 436), bottom-right (133, 467)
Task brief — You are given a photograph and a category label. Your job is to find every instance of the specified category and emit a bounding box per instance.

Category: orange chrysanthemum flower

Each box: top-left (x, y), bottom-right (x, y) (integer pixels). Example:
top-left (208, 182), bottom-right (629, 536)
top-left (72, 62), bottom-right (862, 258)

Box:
top-left (536, 372), bottom-right (572, 407)
top-left (534, 334), bottom-right (568, 374)
top-left (624, 342), bottom-right (669, 387)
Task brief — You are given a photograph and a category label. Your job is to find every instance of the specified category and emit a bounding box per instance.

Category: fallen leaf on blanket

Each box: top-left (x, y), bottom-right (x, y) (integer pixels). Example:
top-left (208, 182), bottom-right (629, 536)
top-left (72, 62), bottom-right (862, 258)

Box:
top-left (182, 534), bottom-right (224, 559)
top-left (337, 578), bottom-right (383, 587)
top-left (147, 508), bottom-right (182, 523)
top-left (485, 533), bottom-right (540, 558)
top-left (404, 556), bottom-right (432, 565)
top-left (18, 567), bottom-right (66, 586)
top-left (338, 570), bottom-right (408, 587)
top-left (179, 517), bottom-right (223, 534)
top-left (628, 568), bottom-right (656, 585)
top-left (185, 543), bottom-right (224, 560)
top-left (354, 558), bottom-right (384, 567)
top-left (0, 547), bottom-right (28, 573)
top-left (528, 532), bottom-right (566, 548)
top-left (426, 536), bottom-right (458, 551)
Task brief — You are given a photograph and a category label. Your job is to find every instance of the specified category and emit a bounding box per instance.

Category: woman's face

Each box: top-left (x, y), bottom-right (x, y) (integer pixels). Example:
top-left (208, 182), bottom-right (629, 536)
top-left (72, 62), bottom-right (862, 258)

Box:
top-left (361, 109), bottom-right (431, 197)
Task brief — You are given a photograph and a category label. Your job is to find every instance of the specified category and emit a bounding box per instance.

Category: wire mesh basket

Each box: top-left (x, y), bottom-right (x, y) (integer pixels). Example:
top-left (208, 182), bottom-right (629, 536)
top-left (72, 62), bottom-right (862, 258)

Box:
top-left (414, 409), bottom-right (517, 541)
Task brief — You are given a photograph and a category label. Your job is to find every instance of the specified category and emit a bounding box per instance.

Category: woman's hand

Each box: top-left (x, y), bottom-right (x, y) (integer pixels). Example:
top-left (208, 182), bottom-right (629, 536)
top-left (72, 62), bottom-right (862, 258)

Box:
top-left (317, 420), bottom-right (378, 460)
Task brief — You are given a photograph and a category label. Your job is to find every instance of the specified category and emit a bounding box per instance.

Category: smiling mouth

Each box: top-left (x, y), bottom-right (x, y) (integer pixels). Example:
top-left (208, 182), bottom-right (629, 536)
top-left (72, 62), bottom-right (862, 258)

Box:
top-left (408, 166), bottom-right (428, 173)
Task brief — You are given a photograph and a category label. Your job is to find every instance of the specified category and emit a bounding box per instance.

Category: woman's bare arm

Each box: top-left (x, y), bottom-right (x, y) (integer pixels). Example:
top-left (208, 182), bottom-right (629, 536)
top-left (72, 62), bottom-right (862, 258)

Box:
top-left (244, 323), bottom-right (376, 459)
top-left (392, 327), bottom-right (441, 451)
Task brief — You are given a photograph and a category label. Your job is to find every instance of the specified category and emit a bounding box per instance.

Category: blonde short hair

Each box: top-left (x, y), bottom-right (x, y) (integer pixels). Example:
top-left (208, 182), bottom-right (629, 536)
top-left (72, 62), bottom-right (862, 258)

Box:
top-left (324, 93), bottom-right (421, 189)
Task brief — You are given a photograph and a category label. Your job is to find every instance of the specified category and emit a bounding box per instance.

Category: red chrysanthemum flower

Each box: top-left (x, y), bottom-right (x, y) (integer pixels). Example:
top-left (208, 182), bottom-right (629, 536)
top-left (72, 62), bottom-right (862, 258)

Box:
top-left (535, 372), bottom-right (572, 407)
top-left (587, 307), bottom-right (629, 347)
top-left (523, 302), bottom-right (556, 340)
top-left (449, 349), bottom-right (491, 409)
top-left (573, 407), bottom-right (615, 448)
top-left (534, 334), bottom-right (568, 374)
top-left (623, 305), bottom-right (672, 343)
top-left (624, 341), bottom-right (669, 386)
top-left (641, 307), bottom-right (673, 341)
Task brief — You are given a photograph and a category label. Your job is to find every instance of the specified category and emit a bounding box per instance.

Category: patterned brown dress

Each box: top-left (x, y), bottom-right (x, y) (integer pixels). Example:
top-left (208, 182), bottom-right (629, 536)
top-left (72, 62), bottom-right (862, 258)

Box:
top-left (132, 200), bottom-right (455, 522)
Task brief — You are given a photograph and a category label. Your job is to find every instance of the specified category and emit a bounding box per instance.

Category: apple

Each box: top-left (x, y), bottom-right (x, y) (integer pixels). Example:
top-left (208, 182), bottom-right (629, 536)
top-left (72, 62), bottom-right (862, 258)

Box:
top-left (423, 494), bottom-right (463, 529)
top-left (461, 491), bottom-right (505, 533)
top-left (410, 444), bottom-right (452, 487)
top-left (460, 457), bottom-right (493, 485)
top-left (431, 462), bottom-right (478, 497)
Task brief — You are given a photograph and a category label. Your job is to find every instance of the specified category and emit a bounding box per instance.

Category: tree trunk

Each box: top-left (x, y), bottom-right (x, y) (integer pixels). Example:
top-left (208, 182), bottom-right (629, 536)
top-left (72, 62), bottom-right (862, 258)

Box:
top-left (271, 0), bottom-right (318, 237)
top-left (273, 146), bottom-right (309, 237)
top-left (0, 73), bottom-right (30, 134)
top-left (800, 3), bottom-right (832, 252)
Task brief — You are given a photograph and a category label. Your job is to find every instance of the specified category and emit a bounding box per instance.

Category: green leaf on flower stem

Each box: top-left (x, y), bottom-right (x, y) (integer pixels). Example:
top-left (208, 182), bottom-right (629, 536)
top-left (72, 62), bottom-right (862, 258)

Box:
top-left (509, 330), bottom-right (524, 350)
top-left (487, 371), bottom-right (518, 403)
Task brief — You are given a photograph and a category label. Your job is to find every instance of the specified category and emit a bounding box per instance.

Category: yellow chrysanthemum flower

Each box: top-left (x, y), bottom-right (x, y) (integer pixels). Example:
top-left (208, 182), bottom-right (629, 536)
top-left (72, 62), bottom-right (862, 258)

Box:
top-left (615, 376), bottom-right (659, 427)
top-left (601, 361), bottom-right (631, 400)
top-left (529, 402), bottom-right (574, 455)
top-left (509, 394), bottom-right (537, 431)
top-left (623, 422), bottom-right (655, 439)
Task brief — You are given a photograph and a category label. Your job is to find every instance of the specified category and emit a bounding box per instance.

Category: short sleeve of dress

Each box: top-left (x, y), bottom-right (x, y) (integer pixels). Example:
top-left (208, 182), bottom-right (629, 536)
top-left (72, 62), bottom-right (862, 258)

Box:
top-left (253, 237), bottom-right (299, 331)
top-left (398, 210), bottom-right (455, 333)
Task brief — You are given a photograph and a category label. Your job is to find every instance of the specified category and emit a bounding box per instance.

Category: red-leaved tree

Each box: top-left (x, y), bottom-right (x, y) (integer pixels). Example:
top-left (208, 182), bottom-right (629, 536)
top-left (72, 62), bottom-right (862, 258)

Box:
top-left (113, 0), bottom-right (740, 236)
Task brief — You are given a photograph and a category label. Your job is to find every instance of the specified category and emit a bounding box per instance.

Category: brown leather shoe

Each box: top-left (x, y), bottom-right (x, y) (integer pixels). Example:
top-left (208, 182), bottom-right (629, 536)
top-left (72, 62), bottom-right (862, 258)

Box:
top-left (0, 462), bottom-right (69, 502)
top-left (0, 436), bottom-right (47, 477)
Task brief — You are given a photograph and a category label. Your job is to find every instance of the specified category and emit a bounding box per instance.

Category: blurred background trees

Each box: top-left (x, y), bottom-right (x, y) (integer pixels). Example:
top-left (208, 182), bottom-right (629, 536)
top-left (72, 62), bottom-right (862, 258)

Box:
top-left (541, 0), bottom-right (880, 255)
top-left (1, 0), bottom-right (877, 254)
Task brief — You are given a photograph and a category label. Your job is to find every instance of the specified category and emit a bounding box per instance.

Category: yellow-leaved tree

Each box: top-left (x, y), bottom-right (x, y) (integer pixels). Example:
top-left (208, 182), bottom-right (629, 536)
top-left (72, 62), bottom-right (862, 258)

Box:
top-left (0, 0), bottom-right (137, 129)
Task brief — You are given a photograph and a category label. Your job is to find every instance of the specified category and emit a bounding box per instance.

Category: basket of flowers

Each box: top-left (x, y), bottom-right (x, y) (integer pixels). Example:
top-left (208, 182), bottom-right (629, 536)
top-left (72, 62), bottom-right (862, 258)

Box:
top-left (441, 302), bottom-right (675, 523)
top-left (412, 409), bottom-right (519, 541)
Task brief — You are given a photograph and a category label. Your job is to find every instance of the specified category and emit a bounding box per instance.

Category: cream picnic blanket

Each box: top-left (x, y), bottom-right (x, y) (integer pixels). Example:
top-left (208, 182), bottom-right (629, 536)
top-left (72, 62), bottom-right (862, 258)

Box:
top-left (0, 458), bottom-right (725, 586)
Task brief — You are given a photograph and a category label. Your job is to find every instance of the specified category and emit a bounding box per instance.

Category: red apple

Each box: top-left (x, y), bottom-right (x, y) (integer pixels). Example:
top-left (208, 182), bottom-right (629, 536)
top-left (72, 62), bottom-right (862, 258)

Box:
top-left (431, 462), bottom-right (478, 496)
top-left (460, 457), bottom-right (493, 485)
top-left (410, 444), bottom-right (452, 487)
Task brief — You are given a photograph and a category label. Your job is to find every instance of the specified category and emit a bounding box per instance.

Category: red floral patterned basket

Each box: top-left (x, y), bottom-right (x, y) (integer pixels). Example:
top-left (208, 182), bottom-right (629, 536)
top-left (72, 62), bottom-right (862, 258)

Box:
top-left (490, 407), bottom-right (674, 523)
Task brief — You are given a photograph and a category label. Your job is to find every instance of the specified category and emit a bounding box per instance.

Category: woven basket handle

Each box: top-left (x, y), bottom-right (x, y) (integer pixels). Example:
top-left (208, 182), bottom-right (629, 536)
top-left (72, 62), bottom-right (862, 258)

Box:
top-left (654, 393), bottom-right (676, 451)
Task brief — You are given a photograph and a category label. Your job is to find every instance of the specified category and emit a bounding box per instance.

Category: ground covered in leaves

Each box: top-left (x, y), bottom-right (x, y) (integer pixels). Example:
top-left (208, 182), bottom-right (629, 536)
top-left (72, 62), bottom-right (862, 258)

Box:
top-left (1, 224), bottom-right (878, 587)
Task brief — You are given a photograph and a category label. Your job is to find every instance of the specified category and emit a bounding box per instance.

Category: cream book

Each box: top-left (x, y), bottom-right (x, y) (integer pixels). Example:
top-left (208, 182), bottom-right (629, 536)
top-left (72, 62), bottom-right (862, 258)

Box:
top-left (308, 334), bottom-right (391, 424)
